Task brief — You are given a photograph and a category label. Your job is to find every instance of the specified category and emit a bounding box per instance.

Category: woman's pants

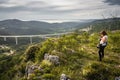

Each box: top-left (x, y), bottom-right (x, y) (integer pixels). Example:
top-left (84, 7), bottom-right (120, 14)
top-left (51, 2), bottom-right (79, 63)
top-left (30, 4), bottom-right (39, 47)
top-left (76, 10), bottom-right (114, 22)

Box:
top-left (98, 45), bottom-right (106, 61)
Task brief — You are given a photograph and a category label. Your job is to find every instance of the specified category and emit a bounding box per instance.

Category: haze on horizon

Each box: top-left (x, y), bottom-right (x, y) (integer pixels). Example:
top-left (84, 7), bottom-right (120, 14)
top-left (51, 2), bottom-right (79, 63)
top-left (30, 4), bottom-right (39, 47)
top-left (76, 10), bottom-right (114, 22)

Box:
top-left (0, 0), bottom-right (120, 23)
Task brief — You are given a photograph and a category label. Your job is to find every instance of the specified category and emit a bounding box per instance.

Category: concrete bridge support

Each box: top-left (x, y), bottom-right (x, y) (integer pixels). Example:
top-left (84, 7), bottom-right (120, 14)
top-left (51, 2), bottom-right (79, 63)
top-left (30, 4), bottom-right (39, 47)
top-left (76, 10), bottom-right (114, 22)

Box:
top-left (30, 37), bottom-right (33, 44)
top-left (4, 37), bottom-right (7, 41)
top-left (15, 37), bottom-right (18, 45)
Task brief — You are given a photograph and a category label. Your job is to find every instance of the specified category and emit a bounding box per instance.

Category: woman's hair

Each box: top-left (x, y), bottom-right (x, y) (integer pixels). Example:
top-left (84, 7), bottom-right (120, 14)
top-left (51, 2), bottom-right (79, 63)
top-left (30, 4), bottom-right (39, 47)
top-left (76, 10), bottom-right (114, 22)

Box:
top-left (100, 30), bottom-right (107, 35)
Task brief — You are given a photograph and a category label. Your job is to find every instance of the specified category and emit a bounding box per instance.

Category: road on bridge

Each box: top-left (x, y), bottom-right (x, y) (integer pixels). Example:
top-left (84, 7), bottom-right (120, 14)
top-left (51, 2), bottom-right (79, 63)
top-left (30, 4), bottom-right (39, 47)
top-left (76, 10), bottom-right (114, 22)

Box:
top-left (0, 32), bottom-right (72, 45)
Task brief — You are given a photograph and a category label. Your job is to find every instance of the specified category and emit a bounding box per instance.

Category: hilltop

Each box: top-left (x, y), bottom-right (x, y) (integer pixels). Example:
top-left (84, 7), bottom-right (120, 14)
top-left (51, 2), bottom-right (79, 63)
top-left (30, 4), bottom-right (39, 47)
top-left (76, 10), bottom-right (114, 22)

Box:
top-left (0, 30), bottom-right (120, 80)
top-left (77, 17), bottom-right (120, 32)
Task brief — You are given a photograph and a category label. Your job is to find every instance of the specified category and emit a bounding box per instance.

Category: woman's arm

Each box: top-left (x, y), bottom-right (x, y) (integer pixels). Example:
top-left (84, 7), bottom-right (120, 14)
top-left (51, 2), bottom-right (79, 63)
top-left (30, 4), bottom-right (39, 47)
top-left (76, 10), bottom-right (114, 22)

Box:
top-left (101, 36), bottom-right (107, 43)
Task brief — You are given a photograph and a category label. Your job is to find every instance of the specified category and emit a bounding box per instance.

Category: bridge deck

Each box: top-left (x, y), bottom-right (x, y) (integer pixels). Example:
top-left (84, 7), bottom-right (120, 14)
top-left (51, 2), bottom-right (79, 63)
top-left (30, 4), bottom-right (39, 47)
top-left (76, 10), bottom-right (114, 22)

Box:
top-left (0, 32), bottom-right (72, 45)
top-left (0, 32), bottom-right (71, 38)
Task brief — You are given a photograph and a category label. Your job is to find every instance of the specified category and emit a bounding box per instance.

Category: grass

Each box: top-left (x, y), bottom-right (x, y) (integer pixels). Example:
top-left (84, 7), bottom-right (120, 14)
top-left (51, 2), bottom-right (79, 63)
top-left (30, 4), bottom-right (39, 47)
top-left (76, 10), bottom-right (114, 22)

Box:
top-left (0, 31), bottom-right (120, 80)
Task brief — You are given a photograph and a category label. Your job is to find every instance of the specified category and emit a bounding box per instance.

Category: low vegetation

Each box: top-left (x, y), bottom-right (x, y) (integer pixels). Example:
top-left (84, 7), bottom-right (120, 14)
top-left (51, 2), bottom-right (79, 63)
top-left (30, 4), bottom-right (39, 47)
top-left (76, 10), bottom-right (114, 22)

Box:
top-left (0, 30), bottom-right (120, 80)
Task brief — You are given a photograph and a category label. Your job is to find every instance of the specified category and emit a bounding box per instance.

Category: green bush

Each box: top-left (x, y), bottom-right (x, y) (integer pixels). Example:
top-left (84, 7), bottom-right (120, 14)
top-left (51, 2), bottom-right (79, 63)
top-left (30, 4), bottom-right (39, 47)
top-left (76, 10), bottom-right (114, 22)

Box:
top-left (41, 60), bottom-right (53, 68)
top-left (42, 73), bottom-right (55, 80)
top-left (25, 45), bottom-right (40, 62)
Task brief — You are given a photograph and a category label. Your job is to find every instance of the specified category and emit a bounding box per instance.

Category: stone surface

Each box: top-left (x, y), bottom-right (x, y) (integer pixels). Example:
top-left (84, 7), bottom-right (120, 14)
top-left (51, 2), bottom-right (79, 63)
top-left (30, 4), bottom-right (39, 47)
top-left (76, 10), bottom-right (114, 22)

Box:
top-left (44, 53), bottom-right (59, 64)
top-left (60, 74), bottom-right (70, 80)
top-left (25, 64), bottom-right (41, 79)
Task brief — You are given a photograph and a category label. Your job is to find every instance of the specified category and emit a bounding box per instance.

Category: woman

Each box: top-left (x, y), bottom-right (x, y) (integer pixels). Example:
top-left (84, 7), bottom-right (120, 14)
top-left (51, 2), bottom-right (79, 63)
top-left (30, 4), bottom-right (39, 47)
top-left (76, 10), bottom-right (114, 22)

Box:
top-left (97, 31), bottom-right (108, 61)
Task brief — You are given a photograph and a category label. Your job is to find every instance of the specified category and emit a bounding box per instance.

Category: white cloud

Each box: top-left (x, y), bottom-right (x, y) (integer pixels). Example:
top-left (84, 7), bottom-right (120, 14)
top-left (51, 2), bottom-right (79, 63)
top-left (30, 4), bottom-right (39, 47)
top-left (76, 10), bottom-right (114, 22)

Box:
top-left (0, 0), bottom-right (120, 22)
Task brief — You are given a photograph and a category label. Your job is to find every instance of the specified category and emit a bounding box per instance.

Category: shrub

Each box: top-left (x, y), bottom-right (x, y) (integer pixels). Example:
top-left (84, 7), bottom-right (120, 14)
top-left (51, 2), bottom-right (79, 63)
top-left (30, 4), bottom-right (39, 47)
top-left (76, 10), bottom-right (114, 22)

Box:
top-left (28, 73), bottom-right (35, 80)
top-left (41, 60), bottom-right (52, 68)
top-left (42, 73), bottom-right (55, 80)
top-left (25, 45), bottom-right (40, 62)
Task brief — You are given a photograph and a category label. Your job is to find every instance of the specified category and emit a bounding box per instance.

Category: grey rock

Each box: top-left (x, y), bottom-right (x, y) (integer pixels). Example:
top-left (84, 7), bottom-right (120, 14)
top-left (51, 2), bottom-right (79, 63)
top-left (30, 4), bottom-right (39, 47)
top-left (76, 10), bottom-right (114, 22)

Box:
top-left (60, 74), bottom-right (70, 80)
top-left (44, 53), bottom-right (59, 64)
top-left (25, 64), bottom-right (41, 79)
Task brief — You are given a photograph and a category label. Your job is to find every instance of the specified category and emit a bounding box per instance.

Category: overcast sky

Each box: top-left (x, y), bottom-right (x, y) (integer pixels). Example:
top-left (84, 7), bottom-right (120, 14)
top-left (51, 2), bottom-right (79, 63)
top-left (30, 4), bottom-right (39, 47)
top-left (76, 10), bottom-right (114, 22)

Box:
top-left (0, 0), bottom-right (120, 22)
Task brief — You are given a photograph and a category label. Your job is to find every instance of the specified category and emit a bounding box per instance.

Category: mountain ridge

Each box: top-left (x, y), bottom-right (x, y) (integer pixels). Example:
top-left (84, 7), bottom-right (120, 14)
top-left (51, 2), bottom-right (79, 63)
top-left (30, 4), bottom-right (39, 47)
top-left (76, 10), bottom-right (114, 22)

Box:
top-left (0, 19), bottom-right (83, 35)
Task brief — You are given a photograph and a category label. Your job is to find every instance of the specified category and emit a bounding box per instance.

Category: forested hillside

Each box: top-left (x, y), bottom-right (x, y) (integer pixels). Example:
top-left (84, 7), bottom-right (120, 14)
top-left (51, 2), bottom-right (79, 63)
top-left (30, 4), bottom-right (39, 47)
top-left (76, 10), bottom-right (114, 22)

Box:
top-left (0, 30), bottom-right (120, 80)
top-left (90, 18), bottom-right (120, 32)
top-left (77, 18), bottom-right (120, 32)
top-left (0, 19), bottom-right (82, 35)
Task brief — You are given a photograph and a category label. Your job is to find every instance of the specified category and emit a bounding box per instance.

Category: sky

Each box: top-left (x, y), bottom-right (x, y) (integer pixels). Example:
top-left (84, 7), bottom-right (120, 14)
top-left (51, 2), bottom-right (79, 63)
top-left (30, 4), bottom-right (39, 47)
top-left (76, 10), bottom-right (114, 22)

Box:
top-left (0, 0), bottom-right (120, 22)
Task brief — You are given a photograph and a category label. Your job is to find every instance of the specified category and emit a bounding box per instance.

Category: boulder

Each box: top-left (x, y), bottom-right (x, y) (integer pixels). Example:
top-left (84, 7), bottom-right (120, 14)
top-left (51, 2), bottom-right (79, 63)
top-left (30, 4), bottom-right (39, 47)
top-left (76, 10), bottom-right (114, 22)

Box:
top-left (44, 53), bottom-right (59, 64)
top-left (25, 64), bottom-right (42, 79)
top-left (60, 74), bottom-right (70, 80)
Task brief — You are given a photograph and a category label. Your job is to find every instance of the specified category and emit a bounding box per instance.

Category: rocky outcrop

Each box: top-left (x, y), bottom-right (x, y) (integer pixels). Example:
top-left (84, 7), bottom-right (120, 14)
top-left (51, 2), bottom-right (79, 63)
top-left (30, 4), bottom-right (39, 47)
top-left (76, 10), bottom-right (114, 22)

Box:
top-left (60, 74), bottom-right (70, 80)
top-left (25, 64), bottom-right (42, 79)
top-left (44, 53), bottom-right (60, 64)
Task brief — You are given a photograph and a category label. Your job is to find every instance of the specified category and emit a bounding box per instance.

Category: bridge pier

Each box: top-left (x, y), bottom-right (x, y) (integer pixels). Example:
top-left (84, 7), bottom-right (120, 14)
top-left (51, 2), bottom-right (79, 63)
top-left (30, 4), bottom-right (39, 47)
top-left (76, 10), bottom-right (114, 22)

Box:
top-left (15, 37), bottom-right (18, 45)
top-left (30, 37), bottom-right (33, 44)
top-left (4, 37), bottom-right (7, 41)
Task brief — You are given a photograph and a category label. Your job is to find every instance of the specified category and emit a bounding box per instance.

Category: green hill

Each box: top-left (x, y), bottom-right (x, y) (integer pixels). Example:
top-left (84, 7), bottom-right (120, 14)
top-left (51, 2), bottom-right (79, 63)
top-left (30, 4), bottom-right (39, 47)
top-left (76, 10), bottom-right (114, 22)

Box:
top-left (90, 18), bottom-right (120, 32)
top-left (0, 19), bottom-right (82, 35)
top-left (0, 30), bottom-right (120, 80)
top-left (77, 18), bottom-right (120, 32)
